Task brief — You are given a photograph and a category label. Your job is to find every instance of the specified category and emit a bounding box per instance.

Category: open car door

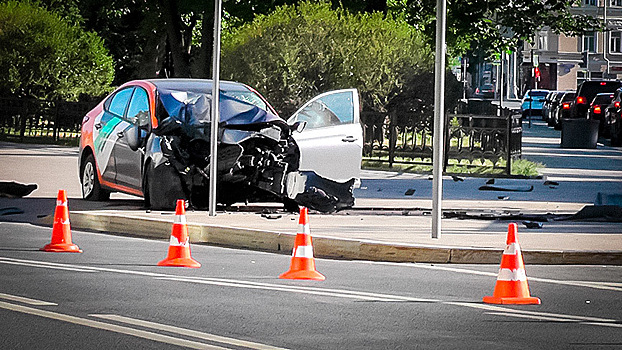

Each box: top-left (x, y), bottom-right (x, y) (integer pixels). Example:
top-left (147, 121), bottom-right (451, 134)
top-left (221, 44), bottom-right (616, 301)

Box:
top-left (287, 89), bottom-right (362, 211)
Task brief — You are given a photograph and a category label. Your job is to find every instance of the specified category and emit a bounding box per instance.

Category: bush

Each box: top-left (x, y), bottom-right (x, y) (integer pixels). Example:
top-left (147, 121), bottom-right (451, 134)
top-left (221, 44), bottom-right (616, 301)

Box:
top-left (0, 0), bottom-right (114, 100)
top-left (221, 1), bottom-right (439, 117)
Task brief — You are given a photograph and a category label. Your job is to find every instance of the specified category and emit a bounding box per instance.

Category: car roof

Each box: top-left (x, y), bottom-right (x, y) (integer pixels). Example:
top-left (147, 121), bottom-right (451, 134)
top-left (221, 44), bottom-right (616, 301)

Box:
top-left (147, 78), bottom-right (251, 92)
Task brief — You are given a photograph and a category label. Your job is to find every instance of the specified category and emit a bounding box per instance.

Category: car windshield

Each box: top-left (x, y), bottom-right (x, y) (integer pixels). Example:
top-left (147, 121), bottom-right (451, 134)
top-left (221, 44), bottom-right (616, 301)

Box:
top-left (561, 93), bottom-right (575, 102)
top-left (222, 90), bottom-right (267, 110)
top-left (592, 94), bottom-right (614, 104)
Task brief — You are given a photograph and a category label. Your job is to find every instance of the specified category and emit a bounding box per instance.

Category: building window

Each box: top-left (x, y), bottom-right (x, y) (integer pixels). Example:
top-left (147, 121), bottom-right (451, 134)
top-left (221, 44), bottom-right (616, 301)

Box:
top-left (583, 32), bottom-right (596, 53)
top-left (611, 0), bottom-right (622, 6)
top-left (611, 32), bottom-right (622, 53)
top-left (584, 0), bottom-right (596, 5)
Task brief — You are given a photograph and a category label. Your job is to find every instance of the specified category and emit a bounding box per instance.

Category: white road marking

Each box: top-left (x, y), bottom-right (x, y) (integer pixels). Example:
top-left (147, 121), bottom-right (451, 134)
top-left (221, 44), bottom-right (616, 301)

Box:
top-left (0, 259), bottom-right (97, 273)
top-left (366, 261), bottom-right (622, 292)
top-left (0, 293), bottom-right (57, 306)
top-left (91, 314), bottom-right (288, 350)
top-left (0, 301), bottom-right (230, 349)
top-left (2, 257), bottom-right (621, 329)
top-left (485, 312), bottom-right (622, 328)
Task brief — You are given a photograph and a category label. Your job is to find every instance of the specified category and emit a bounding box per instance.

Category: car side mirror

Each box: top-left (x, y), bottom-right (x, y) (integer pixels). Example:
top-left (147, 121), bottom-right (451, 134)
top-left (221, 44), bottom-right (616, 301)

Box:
top-left (125, 124), bottom-right (141, 151)
top-left (291, 120), bottom-right (307, 133)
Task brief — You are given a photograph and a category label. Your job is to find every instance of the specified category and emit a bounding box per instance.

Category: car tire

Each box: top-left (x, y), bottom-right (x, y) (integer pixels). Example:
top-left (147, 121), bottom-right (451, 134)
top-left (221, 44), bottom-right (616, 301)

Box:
top-left (144, 161), bottom-right (185, 210)
top-left (611, 122), bottom-right (622, 147)
top-left (81, 154), bottom-right (110, 201)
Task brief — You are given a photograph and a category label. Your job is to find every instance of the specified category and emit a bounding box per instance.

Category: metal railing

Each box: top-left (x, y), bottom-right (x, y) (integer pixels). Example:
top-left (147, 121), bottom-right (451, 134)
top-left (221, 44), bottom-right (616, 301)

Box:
top-left (0, 97), bottom-right (95, 142)
top-left (362, 109), bottom-right (522, 175)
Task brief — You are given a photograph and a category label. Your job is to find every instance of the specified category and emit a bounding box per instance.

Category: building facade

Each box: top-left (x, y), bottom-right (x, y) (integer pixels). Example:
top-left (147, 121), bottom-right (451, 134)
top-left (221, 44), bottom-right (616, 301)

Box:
top-left (521, 1), bottom-right (622, 94)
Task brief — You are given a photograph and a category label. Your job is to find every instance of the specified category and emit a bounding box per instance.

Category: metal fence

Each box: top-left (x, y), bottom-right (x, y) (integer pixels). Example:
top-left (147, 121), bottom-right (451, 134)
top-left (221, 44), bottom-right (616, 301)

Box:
top-left (362, 109), bottom-right (522, 175)
top-left (0, 97), bottom-right (95, 142)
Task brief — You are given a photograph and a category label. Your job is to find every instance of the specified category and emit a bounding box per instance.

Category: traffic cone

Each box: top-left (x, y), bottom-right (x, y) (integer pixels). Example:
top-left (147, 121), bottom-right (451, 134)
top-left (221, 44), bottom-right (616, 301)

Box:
top-left (41, 190), bottom-right (82, 253)
top-left (279, 207), bottom-right (325, 280)
top-left (157, 200), bottom-right (201, 268)
top-left (483, 223), bottom-right (540, 305)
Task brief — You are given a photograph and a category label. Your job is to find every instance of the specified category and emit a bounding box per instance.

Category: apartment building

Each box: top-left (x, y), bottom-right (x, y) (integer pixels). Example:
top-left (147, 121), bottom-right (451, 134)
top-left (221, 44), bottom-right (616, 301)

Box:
top-left (521, 0), bottom-right (622, 93)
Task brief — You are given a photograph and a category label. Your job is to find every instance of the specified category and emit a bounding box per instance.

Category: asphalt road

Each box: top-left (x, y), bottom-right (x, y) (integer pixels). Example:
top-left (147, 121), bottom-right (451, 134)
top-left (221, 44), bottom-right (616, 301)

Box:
top-left (1, 222), bottom-right (621, 349)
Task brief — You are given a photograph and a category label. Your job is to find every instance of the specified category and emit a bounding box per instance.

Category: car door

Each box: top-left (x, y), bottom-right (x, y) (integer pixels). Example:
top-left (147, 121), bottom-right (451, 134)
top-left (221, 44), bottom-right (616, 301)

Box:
top-left (112, 87), bottom-right (149, 190)
top-left (288, 89), bottom-right (362, 183)
top-left (93, 87), bottom-right (134, 184)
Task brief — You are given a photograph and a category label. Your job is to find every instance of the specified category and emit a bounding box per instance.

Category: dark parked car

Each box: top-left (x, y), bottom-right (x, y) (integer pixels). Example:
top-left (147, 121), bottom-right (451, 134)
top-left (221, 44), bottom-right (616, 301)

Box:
top-left (475, 83), bottom-right (495, 99)
top-left (550, 91), bottom-right (575, 130)
top-left (79, 79), bottom-right (363, 212)
top-left (588, 92), bottom-right (614, 136)
top-left (542, 91), bottom-right (560, 122)
top-left (570, 80), bottom-right (622, 119)
top-left (605, 88), bottom-right (622, 146)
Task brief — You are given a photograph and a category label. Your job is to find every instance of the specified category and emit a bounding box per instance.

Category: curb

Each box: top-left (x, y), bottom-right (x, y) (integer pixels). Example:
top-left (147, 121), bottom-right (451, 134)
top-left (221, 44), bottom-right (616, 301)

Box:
top-left (67, 212), bottom-right (622, 265)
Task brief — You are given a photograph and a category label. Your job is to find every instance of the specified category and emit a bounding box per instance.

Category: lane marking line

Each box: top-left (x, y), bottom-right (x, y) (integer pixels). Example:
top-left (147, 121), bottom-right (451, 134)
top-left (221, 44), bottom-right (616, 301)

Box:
top-left (485, 312), bottom-right (622, 328)
top-left (0, 259), bottom-right (98, 273)
top-left (0, 293), bottom-right (57, 306)
top-left (91, 314), bottom-right (288, 350)
top-left (0, 301), bottom-right (230, 350)
top-left (2, 257), bottom-right (620, 329)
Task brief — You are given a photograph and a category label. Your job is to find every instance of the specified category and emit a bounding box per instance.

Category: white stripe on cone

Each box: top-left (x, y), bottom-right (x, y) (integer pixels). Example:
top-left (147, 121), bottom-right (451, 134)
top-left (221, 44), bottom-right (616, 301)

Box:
top-left (174, 215), bottom-right (186, 225)
top-left (497, 268), bottom-right (527, 281)
top-left (169, 235), bottom-right (189, 247)
top-left (56, 200), bottom-right (66, 207)
top-left (293, 245), bottom-right (314, 258)
top-left (298, 224), bottom-right (310, 235)
top-left (503, 243), bottom-right (520, 255)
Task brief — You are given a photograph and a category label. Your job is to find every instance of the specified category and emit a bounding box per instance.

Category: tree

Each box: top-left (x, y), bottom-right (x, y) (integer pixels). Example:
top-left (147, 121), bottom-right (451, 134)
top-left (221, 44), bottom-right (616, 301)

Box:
top-left (402, 0), bottom-right (603, 55)
top-left (0, 1), bottom-right (114, 100)
top-left (220, 1), bottom-right (444, 117)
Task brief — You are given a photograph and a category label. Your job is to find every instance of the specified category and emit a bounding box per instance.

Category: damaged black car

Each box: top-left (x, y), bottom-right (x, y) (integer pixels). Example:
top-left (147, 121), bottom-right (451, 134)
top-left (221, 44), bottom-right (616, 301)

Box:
top-left (79, 79), bottom-right (362, 212)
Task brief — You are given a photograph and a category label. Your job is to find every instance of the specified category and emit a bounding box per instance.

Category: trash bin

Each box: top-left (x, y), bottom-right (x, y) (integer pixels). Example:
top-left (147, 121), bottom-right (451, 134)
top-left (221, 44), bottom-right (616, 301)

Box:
top-left (560, 118), bottom-right (600, 149)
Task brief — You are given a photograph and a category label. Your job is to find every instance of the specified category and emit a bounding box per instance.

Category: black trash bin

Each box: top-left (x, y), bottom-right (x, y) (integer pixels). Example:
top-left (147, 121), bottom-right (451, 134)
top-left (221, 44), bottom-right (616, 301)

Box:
top-left (560, 118), bottom-right (600, 149)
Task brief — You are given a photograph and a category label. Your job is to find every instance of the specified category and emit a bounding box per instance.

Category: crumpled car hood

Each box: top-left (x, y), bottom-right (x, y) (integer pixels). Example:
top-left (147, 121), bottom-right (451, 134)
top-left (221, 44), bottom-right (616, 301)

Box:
top-left (155, 88), bottom-right (283, 133)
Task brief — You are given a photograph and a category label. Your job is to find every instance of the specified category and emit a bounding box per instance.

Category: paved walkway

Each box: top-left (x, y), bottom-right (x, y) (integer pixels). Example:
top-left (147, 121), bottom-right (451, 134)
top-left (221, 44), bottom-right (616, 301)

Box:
top-left (1, 120), bottom-right (622, 264)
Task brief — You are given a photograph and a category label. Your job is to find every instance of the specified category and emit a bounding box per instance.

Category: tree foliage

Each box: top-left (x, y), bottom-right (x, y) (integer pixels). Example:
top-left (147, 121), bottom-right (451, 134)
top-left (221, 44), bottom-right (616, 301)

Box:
top-left (221, 1), bottom-right (443, 116)
top-left (0, 0), bottom-right (114, 100)
top-left (403, 0), bottom-right (603, 55)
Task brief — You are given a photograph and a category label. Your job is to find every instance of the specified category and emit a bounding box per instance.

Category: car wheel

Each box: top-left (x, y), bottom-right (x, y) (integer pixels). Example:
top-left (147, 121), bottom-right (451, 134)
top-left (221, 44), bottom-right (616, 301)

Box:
top-left (81, 154), bottom-right (110, 201)
top-left (145, 161), bottom-right (185, 210)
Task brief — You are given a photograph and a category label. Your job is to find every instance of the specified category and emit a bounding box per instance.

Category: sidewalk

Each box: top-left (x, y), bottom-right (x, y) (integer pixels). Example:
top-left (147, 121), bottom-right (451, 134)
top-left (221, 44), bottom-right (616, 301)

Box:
top-left (66, 120), bottom-right (622, 265)
top-left (2, 120), bottom-right (622, 264)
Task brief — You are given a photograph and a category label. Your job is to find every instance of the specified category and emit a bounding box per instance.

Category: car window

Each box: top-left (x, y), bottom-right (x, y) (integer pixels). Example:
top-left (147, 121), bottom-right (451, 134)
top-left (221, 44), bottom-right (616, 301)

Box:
top-left (294, 91), bottom-right (354, 129)
top-left (126, 87), bottom-right (150, 127)
top-left (107, 88), bottom-right (134, 117)
top-left (222, 90), bottom-right (267, 111)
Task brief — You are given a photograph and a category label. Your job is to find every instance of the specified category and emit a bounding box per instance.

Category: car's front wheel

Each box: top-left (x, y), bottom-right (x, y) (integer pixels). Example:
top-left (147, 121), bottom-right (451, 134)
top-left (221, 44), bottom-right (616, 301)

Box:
top-left (81, 154), bottom-right (110, 201)
top-left (144, 161), bottom-right (185, 210)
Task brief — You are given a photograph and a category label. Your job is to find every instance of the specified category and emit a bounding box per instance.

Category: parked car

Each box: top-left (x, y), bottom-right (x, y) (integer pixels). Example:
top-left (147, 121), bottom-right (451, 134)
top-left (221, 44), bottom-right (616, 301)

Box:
top-left (79, 79), bottom-right (363, 212)
top-left (570, 80), bottom-right (622, 119)
top-left (605, 88), bottom-right (622, 146)
top-left (550, 91), bottom-right (575, 130)
top-left (520, 89), bottom-right (549, 117)
top-left (588, 92), bottom-right (614, 136)
top-left (542, 91), bottom-right (561, 122)
top-left (474, 83), bottom-right (495, 99)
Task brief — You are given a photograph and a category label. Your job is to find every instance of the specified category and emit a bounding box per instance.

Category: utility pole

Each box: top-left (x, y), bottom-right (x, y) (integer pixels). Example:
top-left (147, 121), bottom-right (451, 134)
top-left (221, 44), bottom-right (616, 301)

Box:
top-left (208, 0), bottom-right (223, 217)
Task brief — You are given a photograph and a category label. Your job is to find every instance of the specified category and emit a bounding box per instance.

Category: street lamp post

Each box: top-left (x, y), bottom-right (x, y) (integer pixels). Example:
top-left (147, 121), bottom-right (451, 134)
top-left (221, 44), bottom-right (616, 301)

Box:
top-left (208, 0), bottom-right (223, 217)
top-left (431, 0), bottom-right (447, 239)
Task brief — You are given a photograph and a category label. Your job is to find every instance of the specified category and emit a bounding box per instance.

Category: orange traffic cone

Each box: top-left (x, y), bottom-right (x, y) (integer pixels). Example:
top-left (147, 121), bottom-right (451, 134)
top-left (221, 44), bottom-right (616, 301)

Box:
top-left (279, 207), bottom-right (325, 281)
top-left (41, 190), bottom-right (82, 253)
top-left (157, 200), bottom-right (201, 268)
top-left (483, 223), bottom-right (540, 305)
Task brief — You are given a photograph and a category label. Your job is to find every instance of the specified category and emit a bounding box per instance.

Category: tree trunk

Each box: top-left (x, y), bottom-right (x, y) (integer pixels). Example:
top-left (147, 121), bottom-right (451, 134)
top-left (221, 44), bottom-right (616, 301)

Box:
top-left (196, 0), bottom-right (215, 78)
top-left (159, 0), bottom-right (192, 77)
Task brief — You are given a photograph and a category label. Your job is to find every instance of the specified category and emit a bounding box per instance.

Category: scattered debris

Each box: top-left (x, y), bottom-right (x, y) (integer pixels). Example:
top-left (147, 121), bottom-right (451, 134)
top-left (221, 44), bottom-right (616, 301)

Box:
top-left (486, 178), bottom-right (495, 185)
top-left (543, 180), bottom-right (559, 186)
top-left (479, 184), bottom-right (534, 192)
top-left (522, 221), bottom-right (543, 229)
top-left (0, 182), bottom-right (37, 198)
top-left (498, 196), bottom-right (509, 200)
top-left (261, 213), bottom-right (282, 220)
top-left (404, 188), bottom-right (416, 196)
top-left (451, 176), bottom-right (464, 182)
top-left (0, 207), bottom-right (24, 216)
top-left (377, 188), bottom-right (383, 192)
top-left (563, 205), bottom-right (622, 222)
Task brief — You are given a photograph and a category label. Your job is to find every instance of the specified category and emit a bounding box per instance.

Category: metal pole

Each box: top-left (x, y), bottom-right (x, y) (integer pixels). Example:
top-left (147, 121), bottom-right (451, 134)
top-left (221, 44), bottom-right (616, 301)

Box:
top-left (208, 0), bottom-right (223, 216)
top-left (432, 0), bottom-right (446, 239)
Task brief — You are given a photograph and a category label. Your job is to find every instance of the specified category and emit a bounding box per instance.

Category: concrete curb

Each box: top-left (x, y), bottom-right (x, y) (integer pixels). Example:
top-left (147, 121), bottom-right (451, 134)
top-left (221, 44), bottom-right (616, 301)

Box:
top-left (67, 212), bottom-right (622, 265)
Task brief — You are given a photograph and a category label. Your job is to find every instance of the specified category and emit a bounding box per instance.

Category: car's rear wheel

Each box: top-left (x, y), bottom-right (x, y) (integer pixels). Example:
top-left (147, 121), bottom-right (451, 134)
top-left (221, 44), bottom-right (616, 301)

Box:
top-left (82, 154), bottom-right (110, 201)
top-left (611, 120), bottom-right (622, 147)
